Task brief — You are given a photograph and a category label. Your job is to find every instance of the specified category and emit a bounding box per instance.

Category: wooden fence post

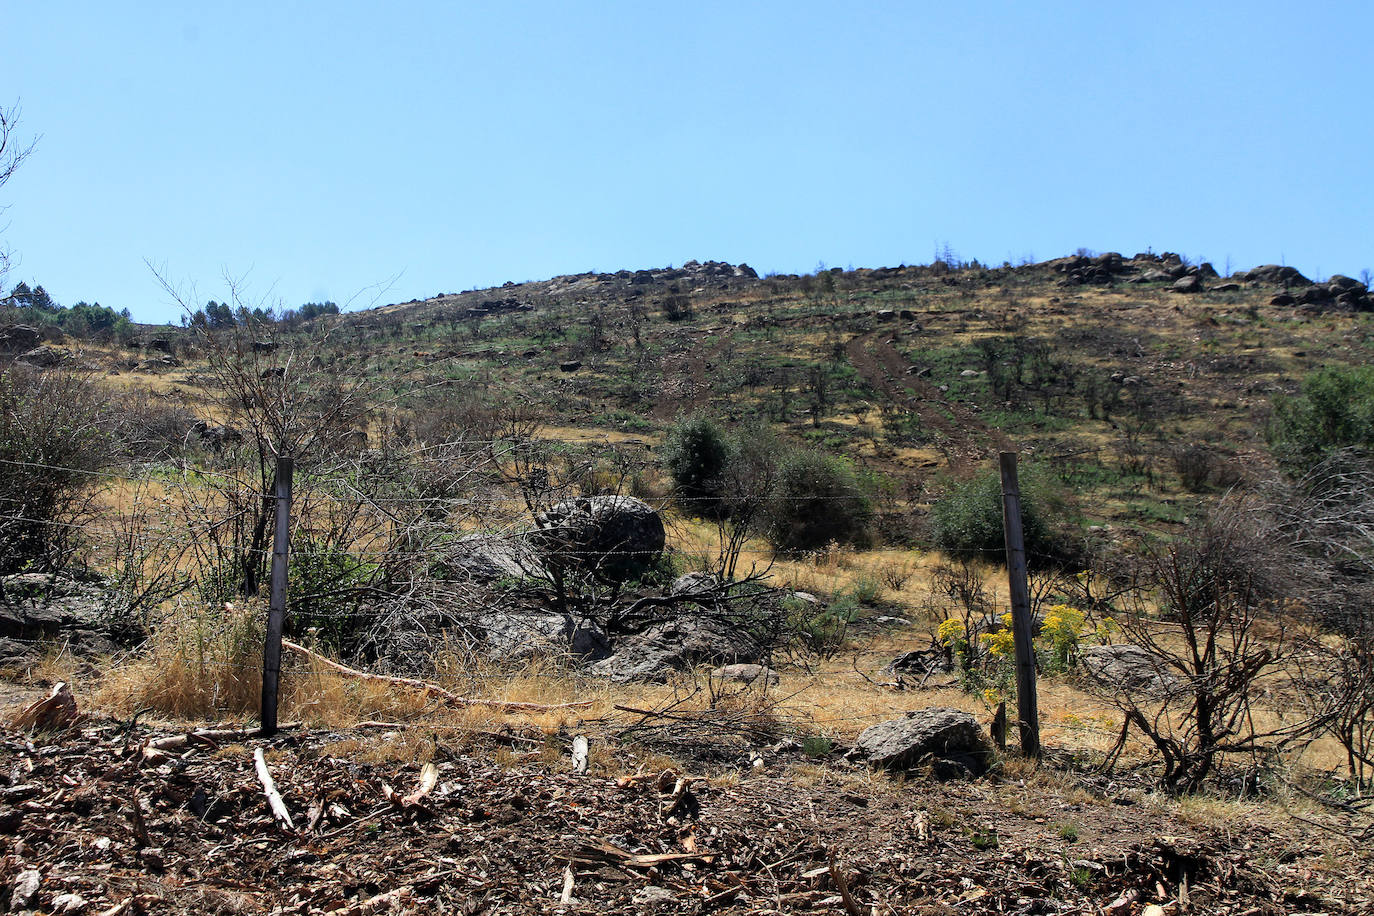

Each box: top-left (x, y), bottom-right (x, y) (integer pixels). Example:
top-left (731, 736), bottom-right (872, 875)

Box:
top-left (999, 451), bottom-right (1041, 758)
top-left (260, 454), bottom-right (293, 736)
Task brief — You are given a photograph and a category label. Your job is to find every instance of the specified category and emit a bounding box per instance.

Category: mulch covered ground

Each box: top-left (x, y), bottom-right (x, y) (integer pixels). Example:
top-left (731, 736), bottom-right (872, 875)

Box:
top-left (0, 714), bottom-right (1367, 915)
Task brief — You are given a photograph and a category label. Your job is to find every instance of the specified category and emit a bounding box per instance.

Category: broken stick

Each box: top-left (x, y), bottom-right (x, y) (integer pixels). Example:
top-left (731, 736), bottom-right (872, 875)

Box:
top-left (281, 639), bottom-right (593, 712)
top-left (253, 747), bottom-right (295, 831)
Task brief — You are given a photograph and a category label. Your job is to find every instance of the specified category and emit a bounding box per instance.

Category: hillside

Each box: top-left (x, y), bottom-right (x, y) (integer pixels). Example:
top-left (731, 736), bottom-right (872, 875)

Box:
top-left (2, 251), bottom-right (1373, 914)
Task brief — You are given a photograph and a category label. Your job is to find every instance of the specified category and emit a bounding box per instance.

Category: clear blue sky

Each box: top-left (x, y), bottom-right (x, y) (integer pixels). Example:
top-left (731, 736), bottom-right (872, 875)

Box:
top-left (4, 2), bottom-right (1371, 324)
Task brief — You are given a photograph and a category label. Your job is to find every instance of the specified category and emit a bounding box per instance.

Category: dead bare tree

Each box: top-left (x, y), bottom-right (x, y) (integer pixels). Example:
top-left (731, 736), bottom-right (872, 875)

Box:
top-left (0, 101), bottom-right (37, 288)
top-left (1099, 504), bottom-right (1331, 792)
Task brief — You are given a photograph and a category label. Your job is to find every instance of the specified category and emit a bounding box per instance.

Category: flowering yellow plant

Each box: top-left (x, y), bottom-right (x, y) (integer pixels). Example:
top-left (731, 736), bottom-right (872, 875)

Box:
top-left (1039, 603), bottom-right (1086, 670)
top-left (937, 617), bottom-right (965, 646)
top-left (979, 629), bottom-right (1015, 657)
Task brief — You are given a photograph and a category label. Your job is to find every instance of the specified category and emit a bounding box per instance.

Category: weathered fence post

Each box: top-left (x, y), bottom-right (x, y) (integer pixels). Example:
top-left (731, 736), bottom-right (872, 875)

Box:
top-left (260, 454), bottom-right (293, 736)
top-left (999, 451), bottom-right (1041, 758)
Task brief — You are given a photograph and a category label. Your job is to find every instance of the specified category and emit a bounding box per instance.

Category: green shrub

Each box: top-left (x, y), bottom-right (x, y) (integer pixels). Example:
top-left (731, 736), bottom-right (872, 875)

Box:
top-left (764, 449), bottom-right (872, 553)
top-left (785, 593), bottom-right (857, 657)
top-left (287, 537), bottom-right (376, 654)
top-left (845, 574), bottom-right (883, 605)
top-left (660, 415), bottom-right (732, 515)
top-left (1269, 366), bottom-right (1374, 471)
top-left (927, 468), bottom-right (1078, 568)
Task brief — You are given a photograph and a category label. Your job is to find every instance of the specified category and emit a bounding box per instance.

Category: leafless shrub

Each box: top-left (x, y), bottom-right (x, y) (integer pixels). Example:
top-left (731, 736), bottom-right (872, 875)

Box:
top-left (1098, 503), bottom-right (1330, 792)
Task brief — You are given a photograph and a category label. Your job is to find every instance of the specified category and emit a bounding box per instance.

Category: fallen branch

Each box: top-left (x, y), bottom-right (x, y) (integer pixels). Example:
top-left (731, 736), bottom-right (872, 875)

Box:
top-left (141, 723), bottom-right (302, 761)
top-left (573, 839), bottom-right (717, 869)
top-left (283, 639), bottom-right (593, 712)
top-left (253, 747), bottom-right (295, 831)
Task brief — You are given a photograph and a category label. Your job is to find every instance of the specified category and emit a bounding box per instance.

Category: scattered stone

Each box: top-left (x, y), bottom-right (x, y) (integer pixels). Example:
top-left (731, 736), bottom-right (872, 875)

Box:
top-left (710, 663), bottom-right (779, 686)
top-left (633, 886), bottom-right (679, 907)
top-left (559, 360), bottom-right (582, 372)
top-left (10, 868), bottom-right (40, 910)
top-left (1171, 275), bottom-right (1202, 293)
top-left (871, 615), bottom-right (912, 628)
top-left (855, 707), bottom-right (994, 777)
top-left (1211, 282), bottom-right (1240, 292)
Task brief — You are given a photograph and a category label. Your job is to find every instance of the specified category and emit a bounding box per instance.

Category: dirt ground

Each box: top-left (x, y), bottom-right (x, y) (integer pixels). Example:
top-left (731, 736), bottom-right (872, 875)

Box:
top-left (1, 692), bottom-right (1369, 915)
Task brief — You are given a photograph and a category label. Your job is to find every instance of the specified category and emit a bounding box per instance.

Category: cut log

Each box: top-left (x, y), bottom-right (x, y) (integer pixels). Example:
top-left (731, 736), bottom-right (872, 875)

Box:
top-left (253, 747), bottom-right (295, 831)
top-left (282, 639), bottom-right (593, 712)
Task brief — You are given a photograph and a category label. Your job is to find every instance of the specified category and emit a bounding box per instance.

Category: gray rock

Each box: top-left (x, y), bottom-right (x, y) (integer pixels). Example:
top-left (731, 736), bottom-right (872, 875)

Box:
top-left (18, 345), bottom-right (70, 368)
top-left (855, 707), bottom-right (994, 776)
top-left (591, 615), bottom-right (759, 683)
top-left (444, 534), bottom-right (547, 582)
top-left (633, 886), bottom-right (679, 907)
top-left (476, 611), bottom-right (610, 661)
top-left (710, 663), bottom-right (779, 686)
top-left (872, 615), bottom-right (912, 628)
top-left (1136, 269), bottom-right (1174, 283)
top-left (885, 648), bottom-right (951, 675)
top-left (534, 496), bottom-right (665, 583)
top-left (0, 574), bottom-right (141, 655)
top-left (1171, 275), bottom-right (1202, 293)
top-left (1236, 264), bottom-right (1311, 286)
top-left (0, 326), bottom-right (43, 350)
top-left (1079, 644), bottom-right (1180, 695)
top-left (559, 360), bottom-right (582, 372)
top-left (670, 571), bottom-right (720, 596)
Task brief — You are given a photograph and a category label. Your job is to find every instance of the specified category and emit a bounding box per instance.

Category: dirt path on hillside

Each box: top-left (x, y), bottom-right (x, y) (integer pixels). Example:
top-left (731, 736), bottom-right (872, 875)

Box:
top-left (844, 331), bottom-right (1010, 459)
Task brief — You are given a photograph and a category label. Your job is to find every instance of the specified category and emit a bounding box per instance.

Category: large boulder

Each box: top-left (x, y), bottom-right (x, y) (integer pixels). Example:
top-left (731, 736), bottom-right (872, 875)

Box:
top-left (0, 573), bottom-right (140, 667)
top-left (534, 496), bottom-right (665, 583)
top-left (17, 346), bottom-right (70, 368)
top-left (1079, 644), bottom-right (1180, 695)
top-left (855, 707), bottom-right (994, 777)
top-left (443, 534), bottom-right (547, 582)
top-left (1236, 264), bottom-right (1311, 287)
top-left (590, 615), bottom-right (759, 682)
top-left (0, 326), bottom-right (44, 350)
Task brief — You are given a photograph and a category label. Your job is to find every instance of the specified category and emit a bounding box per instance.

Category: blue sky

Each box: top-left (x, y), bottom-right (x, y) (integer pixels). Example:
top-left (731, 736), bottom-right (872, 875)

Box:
top-left (3, 2), bottom-right (1371, 324)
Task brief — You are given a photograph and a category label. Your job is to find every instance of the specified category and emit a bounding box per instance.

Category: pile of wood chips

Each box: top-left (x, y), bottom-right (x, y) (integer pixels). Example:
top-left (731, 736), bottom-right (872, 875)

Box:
top-left (0, 698), bottom-right (1368, 914)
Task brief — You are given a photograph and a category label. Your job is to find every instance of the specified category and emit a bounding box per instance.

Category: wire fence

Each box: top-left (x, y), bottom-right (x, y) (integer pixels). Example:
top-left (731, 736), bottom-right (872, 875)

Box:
top-left (0, 447), bottom-right (1112, 744)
